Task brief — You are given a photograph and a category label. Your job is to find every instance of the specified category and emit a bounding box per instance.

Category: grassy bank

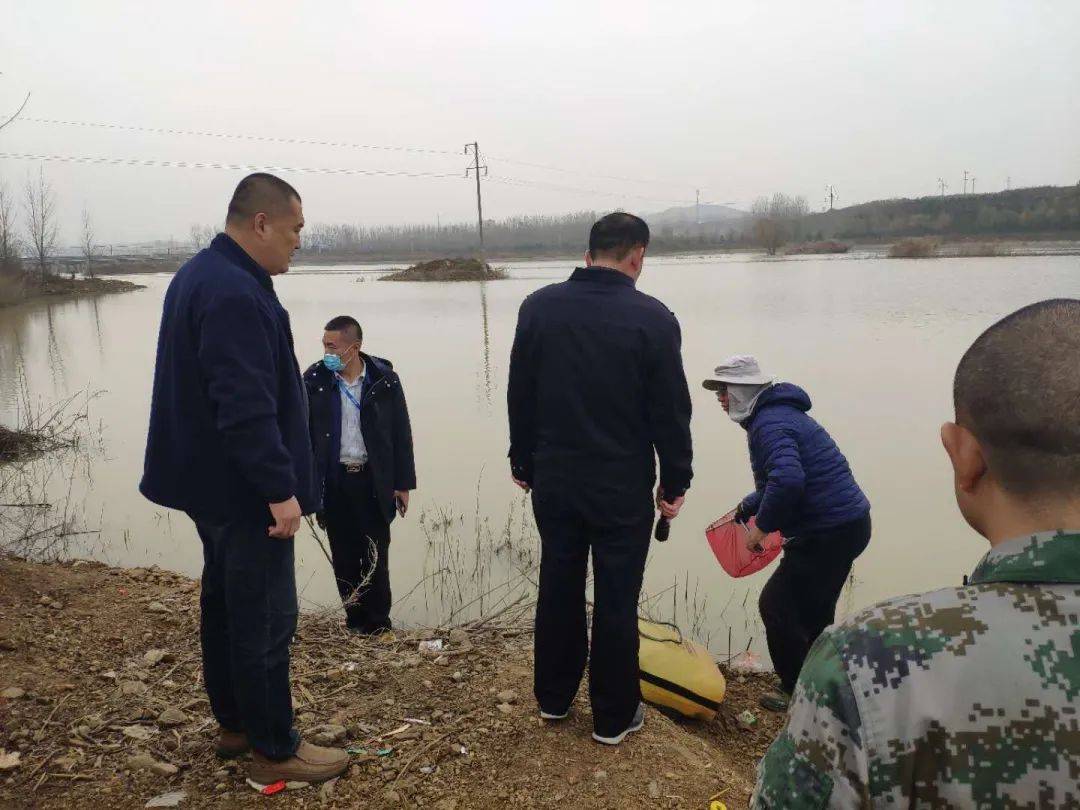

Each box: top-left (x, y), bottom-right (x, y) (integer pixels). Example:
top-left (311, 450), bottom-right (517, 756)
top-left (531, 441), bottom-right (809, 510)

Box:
top-left (0, 273), bottom-right (144, 309)
top-left (0, 556), bottom-right (781, 809)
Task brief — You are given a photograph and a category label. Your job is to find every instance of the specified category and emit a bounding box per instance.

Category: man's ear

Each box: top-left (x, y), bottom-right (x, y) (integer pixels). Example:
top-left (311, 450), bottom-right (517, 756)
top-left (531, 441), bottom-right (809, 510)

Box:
top-left (253, 212), bottom-right (268, 238)
top-left (583, 250), bottom-right (592, 267)
top-left (941, 421), bottom-right (988, 493)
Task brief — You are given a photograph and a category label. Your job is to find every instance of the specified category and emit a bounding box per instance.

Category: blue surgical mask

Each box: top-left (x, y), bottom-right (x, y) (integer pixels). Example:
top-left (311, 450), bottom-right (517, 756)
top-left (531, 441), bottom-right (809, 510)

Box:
top-left (323, 353), bottom-right (345, 372)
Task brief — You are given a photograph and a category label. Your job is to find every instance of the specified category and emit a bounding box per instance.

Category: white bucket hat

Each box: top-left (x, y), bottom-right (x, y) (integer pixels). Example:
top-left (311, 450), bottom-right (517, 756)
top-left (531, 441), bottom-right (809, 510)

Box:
top-left (702, 354), bottom-right (774, 390)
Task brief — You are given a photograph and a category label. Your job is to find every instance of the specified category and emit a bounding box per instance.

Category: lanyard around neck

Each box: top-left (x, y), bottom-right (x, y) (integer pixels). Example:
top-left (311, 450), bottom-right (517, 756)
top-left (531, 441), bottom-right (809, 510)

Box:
top-left (335, 373), bottom-right (364, 413)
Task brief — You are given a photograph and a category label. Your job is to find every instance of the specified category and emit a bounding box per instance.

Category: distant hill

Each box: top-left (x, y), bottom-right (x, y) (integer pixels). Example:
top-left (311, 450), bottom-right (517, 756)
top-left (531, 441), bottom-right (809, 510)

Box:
top-left (803, 184), bottom-right (1080, 240)
top-left (648, 203), bottom-right (748, 227)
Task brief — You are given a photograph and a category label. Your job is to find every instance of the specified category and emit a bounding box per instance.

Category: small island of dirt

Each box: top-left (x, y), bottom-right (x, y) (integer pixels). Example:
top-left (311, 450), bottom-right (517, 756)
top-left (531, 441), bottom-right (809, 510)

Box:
top-left (380, 258), bottom-right (508, 282)
top-left (0, 273), bottom-right (144, 308)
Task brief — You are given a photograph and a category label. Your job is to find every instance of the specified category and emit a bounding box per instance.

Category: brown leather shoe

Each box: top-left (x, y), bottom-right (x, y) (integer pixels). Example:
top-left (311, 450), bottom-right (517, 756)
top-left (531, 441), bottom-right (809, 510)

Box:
top-left (249, 741), bottom-right (349, 784)
top-left (216, 729), bottom-right (251, 759)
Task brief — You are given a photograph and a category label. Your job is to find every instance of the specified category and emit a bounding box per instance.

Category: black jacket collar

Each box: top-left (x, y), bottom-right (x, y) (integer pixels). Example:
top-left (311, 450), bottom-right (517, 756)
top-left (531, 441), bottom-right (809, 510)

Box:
top-left (570, 266), bottom-right (636, 287)
top-left (307, 353), bottom-right (395, 388)
top-left (211, 233), bottom-right (274, 293)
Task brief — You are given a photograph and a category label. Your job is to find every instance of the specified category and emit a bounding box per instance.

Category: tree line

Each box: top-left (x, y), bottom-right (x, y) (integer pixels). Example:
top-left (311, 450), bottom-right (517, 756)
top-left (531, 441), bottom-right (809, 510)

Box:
top-left (5, 163), bottom-right (1079, 274)
top-left (0, 168), bottom-right (101, 279)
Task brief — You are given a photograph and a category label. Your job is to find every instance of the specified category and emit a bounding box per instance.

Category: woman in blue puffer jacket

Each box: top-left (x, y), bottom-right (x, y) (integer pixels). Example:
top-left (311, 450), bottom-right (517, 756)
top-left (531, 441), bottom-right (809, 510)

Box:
top-left (703, 355), bottom-right (871, 712)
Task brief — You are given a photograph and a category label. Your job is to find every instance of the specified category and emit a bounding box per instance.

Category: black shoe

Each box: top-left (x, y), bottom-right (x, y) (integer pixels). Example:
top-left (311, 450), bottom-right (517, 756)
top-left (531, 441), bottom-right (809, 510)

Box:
top-left (348, 623), bottom-right (393, 637)
top-left (592, 703), bottom-right (645, 745)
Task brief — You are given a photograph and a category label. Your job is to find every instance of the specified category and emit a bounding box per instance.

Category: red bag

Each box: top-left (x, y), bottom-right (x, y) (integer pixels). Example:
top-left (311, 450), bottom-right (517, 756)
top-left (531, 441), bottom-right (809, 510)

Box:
top-left (705, 511), bottom-right (783, 578)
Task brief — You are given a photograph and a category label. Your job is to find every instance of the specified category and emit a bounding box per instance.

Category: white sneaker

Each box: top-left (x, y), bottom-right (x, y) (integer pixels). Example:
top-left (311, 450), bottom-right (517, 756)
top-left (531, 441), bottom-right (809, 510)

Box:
top-left (539, 708), bottom-right (569, 721)
top-left (591, 703), bottom-right (645, 745)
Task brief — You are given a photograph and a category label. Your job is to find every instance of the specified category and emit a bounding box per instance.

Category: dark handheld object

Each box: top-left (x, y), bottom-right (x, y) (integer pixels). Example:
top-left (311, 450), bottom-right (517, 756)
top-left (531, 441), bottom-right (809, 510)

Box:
top-left (654, 516), bottom-right (670, 542)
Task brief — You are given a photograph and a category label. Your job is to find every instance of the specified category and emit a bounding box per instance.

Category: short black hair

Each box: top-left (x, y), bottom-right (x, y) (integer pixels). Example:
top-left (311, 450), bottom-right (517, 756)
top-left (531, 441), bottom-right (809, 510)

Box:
top-left (226, 173), bottom-right (302, 225)
top-left (588, 212), bottom-right (650, 261)
top-left (954, 298), bottom-right (1080, 498)
top-left (324, 315), bottom-right (362, 343)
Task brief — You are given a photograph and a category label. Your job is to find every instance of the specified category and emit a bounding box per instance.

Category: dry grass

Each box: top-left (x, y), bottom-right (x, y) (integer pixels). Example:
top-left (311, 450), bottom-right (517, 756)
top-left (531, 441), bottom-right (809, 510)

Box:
top-left (888, 237), bottom-right (940, 258)
top-left (785, 240), bottom-right (850, 255)
top-left (954, 241), bottom-right (1010, 257)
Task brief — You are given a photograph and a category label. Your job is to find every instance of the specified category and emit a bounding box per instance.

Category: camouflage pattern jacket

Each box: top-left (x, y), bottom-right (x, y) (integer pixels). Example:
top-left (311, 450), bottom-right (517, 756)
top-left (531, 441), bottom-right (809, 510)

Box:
top-left (752, 530), bottom-right (1080, 808)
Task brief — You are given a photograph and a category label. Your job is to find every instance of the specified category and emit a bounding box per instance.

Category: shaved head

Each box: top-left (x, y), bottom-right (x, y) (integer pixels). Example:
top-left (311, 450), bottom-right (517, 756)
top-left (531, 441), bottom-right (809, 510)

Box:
top-left (954, 298), bottom-right (1080, 498)
top-left (324, 315), bottom-right (362, 343)
top-left (226, 173), bottom-right (301, 226)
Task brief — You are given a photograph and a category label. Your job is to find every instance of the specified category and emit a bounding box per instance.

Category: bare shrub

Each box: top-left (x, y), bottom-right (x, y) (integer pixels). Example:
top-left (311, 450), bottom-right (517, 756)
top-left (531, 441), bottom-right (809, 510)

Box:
top-left (955, 241), bottom-right (1009, 257)
top-left (888, 237), bottom-right (939, 258)
top-left (786, 240), bottom-right (850, 255)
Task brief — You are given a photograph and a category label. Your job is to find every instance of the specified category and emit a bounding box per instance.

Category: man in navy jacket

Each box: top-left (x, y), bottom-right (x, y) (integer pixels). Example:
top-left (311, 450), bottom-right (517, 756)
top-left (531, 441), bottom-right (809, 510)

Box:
top-left (140, 174), bottom-right (347, 785)
top-left (508, 212), bottom-right (693, 745)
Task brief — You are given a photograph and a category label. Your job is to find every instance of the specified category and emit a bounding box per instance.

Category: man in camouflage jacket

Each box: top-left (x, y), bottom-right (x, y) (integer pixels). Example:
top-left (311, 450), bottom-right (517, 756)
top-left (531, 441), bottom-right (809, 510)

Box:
top-left (752, 299), bottom-right (1080, 808)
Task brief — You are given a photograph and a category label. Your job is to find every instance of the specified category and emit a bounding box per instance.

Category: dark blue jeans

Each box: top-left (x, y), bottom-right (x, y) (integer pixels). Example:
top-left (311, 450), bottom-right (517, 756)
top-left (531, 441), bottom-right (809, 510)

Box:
top-left (195, 518), bottom-right (300, 760)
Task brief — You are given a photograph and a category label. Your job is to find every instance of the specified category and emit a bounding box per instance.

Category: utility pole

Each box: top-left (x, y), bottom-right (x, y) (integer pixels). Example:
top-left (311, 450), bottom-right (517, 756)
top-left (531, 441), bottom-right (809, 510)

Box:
top-left (971, 177), bottom-right (976, 195)
top-left (962, 170), bottom-right (969, 195)
top-left (938, 177), bottom-right (948, 201)
top-left (824, 184), bottom-right (836, 211)
top-left (695, 189), bottom-right (700, 225)
top-left (1006, 176), bottom-right (1011, 191)
top-left (464, 142), bottom-right (488, 255)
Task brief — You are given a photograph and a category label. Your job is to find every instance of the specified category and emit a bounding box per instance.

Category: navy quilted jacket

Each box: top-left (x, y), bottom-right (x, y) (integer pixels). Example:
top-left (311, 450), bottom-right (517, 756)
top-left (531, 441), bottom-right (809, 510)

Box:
top-left (737, 383), bottom-right (869, 536)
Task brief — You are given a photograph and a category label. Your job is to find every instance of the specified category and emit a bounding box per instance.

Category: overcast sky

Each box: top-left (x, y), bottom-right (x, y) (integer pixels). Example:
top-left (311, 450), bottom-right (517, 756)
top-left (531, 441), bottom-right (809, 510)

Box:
top-left (2, 1), bottom-right (1078, 245)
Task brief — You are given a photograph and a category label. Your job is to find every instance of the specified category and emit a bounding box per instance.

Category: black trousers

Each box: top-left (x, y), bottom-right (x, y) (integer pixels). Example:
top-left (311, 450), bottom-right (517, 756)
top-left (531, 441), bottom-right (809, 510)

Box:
top-left (195, 517), bottom-right (300, 760)
top-left (532, 489), bottom-right (652, 738)
top-left (323, 466), bottom-right (392, 633)
top-left (759, 513), bottom-right (872, 694)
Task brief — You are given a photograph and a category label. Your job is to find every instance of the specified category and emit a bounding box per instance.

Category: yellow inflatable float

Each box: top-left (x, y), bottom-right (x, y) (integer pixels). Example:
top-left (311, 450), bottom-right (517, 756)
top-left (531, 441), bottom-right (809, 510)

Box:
top-left (638, 619), bottom-right (726, 720)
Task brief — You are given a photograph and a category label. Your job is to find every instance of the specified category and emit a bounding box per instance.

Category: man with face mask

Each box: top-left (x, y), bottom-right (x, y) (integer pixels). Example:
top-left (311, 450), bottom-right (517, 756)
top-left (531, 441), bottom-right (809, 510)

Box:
top-left (704, 355), bottom-right (870, 714)
top-left (304, 316), bottom-right (416, 634)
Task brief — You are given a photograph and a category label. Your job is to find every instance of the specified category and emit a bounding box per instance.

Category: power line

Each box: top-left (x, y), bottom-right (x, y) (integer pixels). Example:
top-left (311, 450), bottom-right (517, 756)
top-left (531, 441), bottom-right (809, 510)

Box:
top-left (17, 114), bottom-right (705, 196)
top-left (0, 148), bottom-right (744, 212)
top-left (0, 149), bottom-right (722, 207)
top-left (0, 151), bottom-right (462, 179)
top-left (16, 116), bottom-right (459, 157)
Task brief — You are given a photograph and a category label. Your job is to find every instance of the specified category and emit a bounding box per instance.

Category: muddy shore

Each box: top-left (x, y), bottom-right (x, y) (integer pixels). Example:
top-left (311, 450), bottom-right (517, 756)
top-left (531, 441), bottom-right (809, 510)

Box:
top-left (0, 555), bottom-right (782, 809)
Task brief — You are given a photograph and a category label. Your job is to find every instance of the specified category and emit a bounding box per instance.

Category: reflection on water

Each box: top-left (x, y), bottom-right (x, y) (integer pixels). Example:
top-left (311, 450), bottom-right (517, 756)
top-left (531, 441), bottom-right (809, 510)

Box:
top-left (1, 255), bottom-right (1077, 657)
top-left (478, 280), bottom-right (494, 407)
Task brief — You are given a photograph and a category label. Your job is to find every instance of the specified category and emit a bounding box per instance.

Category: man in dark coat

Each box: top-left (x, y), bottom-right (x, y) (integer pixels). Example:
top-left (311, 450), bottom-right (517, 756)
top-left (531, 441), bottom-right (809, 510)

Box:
top-left (304, 316), bottom-right (416, 634)
top-left (507, 212), bottom-right (693, 745)
top-left (140, 174), bottom-right (347, 785)
top-left (704, 354), bottom-right (871, 712)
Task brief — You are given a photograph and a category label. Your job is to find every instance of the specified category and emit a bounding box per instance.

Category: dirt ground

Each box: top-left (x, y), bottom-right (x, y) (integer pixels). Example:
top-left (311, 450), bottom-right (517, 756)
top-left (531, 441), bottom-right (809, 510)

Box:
top-left (0, 556), bottom-right (783, 809)
top-left (380, 258), bottom-right (508, 282)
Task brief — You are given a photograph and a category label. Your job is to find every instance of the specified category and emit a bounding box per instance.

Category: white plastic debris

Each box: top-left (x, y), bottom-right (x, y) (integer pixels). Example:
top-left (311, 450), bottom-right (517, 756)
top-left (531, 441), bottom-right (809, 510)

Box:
top-left (728, 651), bottom-right (770, 674)
top-left (145, 791), bottom-right (187, 808)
